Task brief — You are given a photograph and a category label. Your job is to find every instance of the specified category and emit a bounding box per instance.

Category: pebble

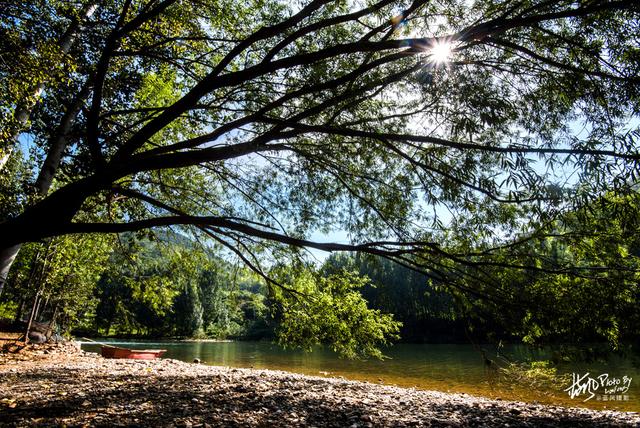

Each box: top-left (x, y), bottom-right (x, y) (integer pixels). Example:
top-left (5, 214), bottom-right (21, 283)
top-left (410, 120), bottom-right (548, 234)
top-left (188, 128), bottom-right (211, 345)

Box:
top-left (0, 343), bottom-right (638, 427)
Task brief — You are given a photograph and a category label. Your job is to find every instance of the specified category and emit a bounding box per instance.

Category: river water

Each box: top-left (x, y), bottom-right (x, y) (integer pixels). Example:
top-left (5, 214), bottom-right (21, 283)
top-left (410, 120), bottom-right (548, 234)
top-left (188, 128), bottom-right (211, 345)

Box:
top-left (79, 340), bottom-right (640, 412)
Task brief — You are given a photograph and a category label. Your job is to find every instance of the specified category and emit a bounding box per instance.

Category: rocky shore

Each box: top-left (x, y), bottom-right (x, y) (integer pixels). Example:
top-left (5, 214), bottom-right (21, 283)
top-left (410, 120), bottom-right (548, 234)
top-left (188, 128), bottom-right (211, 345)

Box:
top-left (0, 342), bottom-right (638, 427)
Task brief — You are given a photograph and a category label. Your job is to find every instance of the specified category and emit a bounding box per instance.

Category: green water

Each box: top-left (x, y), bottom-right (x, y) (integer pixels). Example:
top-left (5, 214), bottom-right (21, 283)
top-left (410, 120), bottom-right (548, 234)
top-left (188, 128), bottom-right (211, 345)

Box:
top-left (80, 340), bottom-right (640, 412)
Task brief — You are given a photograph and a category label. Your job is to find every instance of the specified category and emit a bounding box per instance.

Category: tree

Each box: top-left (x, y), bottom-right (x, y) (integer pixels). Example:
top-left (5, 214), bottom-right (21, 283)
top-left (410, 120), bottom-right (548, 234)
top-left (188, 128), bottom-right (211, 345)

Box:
top-left (321, 253), bottom-right (463, 342)
top-left (0, 0), bottom-right (99, 289)
top-left (1, 1), bottom-right (639, 310)
top-left (272, 265), bottom-right (401, 359)
top-left (450, 191), bottom-right (640, 348)
top-left (91, 233), bottom-right (269, 338)
top-left (0, 232), bottom-right (113, 337)
top-left (94, 236), bottom-right (183, 335)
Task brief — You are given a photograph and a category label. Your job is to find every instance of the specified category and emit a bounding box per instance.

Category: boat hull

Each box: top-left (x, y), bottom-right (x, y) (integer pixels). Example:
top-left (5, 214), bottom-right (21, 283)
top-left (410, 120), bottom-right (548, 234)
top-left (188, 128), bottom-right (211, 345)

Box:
top-left (101, 346), bottom-right (166, 360)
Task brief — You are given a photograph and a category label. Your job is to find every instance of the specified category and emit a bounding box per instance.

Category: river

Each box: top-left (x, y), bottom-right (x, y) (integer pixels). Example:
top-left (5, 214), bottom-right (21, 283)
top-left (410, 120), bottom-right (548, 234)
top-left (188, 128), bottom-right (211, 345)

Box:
top-left (79, 340), bottom-right (640, 412)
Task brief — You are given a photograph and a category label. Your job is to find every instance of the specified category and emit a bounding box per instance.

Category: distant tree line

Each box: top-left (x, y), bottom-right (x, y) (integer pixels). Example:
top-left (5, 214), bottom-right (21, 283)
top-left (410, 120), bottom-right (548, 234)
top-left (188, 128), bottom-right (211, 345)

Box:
top-left (90, 234), bottom-right (272, 339)
top-left (0, 225), bottom-right (471, 344)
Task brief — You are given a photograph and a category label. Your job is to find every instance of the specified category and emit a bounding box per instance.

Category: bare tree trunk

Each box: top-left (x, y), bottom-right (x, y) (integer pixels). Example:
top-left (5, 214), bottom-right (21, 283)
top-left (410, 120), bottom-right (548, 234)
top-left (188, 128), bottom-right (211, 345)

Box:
top-left (24, 293), bottom-right (40, 344)
top-left (33, 298), bottom-right (43, 323)
top-left (23, 241), bottom-right (51, 343)
top-left (35, 295), bottom-right (48, 322)
top-left (10, 247), bottom-right (42, 325)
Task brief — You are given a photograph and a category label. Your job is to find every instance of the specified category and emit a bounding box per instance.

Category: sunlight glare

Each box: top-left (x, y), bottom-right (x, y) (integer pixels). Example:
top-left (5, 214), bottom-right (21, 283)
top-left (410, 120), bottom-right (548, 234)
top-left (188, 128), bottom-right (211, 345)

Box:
top-left (429, 40), bottom-right (452, 64)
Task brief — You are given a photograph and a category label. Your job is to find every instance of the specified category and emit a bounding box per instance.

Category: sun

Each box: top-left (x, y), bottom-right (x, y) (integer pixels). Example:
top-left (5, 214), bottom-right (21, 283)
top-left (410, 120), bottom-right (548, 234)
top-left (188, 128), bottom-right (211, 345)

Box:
top-left (429, 40), bottom-right (453, 64)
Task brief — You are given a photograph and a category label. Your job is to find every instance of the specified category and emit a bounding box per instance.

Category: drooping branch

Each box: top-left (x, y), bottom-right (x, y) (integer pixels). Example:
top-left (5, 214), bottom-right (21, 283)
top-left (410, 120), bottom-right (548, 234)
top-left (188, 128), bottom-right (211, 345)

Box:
top-left (489, 38), bottom-right (640, 83)
top-left (261, 119), bottom-right (640, 161)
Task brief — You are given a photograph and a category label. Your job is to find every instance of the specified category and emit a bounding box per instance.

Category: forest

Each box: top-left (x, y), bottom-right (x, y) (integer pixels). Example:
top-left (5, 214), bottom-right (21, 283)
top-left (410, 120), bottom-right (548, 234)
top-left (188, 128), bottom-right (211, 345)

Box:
top-left (2, 176), bottom-right (639, 355)
top-left (0, 0), bottom-right (639, 360)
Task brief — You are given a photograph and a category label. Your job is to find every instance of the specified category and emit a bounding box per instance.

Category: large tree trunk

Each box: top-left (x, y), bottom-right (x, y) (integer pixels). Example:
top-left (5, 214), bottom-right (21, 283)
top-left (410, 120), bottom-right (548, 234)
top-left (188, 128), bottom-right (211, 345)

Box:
top-left (0, 131), bottom-right (109, 293)
top-left (0, 2), bottom-right (98, 294)
top-left (0, 245), bottom-right (21, 295)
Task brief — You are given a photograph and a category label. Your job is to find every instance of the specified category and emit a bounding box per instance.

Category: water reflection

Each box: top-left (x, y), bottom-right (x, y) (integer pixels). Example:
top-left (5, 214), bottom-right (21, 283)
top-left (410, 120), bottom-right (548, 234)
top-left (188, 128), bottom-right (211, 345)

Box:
top-left (80, 340), bottom-right (640, 412)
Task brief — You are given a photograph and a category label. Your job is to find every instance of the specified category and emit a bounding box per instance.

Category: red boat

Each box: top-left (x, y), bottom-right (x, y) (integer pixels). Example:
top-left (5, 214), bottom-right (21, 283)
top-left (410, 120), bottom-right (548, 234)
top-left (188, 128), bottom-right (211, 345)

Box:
top-left (101, 345), bottom-right (167, 360)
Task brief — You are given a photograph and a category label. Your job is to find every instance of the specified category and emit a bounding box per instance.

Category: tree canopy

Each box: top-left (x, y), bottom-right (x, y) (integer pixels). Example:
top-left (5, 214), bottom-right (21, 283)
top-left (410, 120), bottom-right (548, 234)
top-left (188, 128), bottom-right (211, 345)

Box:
top-left (1, 0), bottom-right (639, 313)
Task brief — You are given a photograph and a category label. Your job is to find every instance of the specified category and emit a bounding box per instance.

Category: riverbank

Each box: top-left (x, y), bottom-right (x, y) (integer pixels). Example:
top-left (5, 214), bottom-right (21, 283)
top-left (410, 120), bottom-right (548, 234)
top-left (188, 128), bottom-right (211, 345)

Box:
top-left (76, 335), bottom-right (235, 343)
top-left (0, 343), bottom-right (638, 427)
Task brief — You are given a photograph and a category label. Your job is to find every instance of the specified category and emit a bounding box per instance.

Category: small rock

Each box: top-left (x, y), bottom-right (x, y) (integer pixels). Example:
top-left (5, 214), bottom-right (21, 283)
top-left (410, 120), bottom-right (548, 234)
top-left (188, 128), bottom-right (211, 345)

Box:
top-left (28, 331), bottom-right (46, 343)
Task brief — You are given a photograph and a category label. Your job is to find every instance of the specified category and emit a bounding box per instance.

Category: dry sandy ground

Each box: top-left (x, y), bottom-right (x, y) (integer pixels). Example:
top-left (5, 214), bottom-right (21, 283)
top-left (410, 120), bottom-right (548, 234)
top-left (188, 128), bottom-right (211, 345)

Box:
top-left (0, 342), bottom-right (639, 427)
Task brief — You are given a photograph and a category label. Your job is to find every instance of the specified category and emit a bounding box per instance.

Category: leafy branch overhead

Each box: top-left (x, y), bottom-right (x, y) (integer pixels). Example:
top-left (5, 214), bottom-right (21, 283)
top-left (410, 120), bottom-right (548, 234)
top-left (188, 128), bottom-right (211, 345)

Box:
top-left (1, 0), bottom-right (639, 299)
top-left (274, 268), bottom-right (401, 359)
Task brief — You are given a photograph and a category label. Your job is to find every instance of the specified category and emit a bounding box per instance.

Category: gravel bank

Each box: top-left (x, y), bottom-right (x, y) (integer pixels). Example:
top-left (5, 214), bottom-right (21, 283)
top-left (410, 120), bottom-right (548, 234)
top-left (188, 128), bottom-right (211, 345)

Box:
top-left (0, 343), bottom-right (638, 427)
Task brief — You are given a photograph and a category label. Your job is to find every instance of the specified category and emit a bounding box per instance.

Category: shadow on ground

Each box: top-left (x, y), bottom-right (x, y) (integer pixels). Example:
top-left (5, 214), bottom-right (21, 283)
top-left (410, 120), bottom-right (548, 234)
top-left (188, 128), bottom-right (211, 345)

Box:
top-left (0, 368), bottom-right (634, 427)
